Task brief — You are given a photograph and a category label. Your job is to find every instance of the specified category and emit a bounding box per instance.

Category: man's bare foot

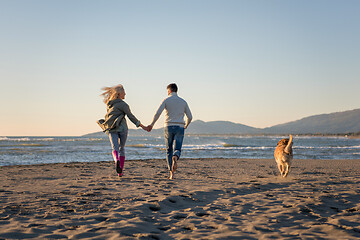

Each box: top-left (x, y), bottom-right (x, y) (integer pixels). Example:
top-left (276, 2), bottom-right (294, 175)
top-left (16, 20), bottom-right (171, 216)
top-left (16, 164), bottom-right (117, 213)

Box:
top-left (169, 171), bottom-right (174, 180)
top-left (172, 155), bottom-right (178, 172)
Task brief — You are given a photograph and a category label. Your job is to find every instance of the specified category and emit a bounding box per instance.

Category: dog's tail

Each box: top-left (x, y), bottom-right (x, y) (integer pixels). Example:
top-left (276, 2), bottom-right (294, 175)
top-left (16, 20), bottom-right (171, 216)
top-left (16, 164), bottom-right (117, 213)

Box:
top-left (284, 134), bottom-right (293, 154)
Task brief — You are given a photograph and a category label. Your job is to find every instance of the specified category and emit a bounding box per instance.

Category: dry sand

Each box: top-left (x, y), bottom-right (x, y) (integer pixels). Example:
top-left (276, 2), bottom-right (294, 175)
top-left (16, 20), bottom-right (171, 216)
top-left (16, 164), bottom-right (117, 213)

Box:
top-left (0, 158), bottom-right (360, 239)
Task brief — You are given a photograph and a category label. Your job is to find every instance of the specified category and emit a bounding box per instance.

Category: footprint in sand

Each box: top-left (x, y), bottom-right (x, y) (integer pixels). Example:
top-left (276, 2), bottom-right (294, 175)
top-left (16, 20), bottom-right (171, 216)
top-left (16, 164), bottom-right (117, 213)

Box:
top-left (173, 213), bottom-right (188, 219)
top-left (195, 211), bottom-right (210, 217)
top-left (149, 204), bottom-right (161, 211)
top-left (157, 225), bottom-right (171, 231)
top-left (182, 225), bottom-right (197, 231)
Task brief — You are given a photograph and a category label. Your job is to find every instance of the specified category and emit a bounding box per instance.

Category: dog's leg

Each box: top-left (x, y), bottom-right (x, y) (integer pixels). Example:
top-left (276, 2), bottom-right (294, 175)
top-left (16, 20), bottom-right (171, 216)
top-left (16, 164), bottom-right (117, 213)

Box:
top-left (283, 164), bottom-right (289, 177)
top-left (276, 162), bottom-right (281, 176)
top-left (278, 163), bottom-right (284, 177)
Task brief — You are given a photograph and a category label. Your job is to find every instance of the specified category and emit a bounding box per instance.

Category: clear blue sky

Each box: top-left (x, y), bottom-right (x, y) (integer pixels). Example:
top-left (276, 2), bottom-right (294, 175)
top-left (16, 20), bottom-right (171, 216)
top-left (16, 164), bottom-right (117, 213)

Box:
top-left (1, 0), bottom-right (359, 136)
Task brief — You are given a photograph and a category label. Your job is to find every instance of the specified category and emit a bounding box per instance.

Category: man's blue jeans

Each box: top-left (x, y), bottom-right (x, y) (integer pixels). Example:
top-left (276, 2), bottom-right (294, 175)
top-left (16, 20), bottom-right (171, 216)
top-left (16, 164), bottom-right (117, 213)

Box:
top-left (164, 126), bottom-right (185, 170)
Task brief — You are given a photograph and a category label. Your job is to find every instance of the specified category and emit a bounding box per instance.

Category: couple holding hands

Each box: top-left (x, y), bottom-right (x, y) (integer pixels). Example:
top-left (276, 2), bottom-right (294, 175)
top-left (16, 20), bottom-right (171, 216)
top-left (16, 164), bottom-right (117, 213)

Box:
top-left (98, 83), bottom-right (192, 179)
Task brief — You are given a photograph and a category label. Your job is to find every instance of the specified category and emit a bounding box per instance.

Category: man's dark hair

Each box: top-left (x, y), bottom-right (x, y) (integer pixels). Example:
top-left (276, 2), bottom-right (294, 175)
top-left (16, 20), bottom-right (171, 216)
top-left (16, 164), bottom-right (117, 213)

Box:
top-left (167, 83), bottom-right (178, 92)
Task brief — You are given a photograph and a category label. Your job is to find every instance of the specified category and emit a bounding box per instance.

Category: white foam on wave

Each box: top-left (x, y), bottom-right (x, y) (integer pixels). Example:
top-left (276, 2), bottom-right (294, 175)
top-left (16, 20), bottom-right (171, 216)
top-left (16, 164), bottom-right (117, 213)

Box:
top-left (35, 138), bottom-right (55, 141)
top-left (181, 144), bottom-right (273, 151)
top-left (295, 145), bottom-right (360, 150)
top-left (0, 137), bottom-right (31, 141)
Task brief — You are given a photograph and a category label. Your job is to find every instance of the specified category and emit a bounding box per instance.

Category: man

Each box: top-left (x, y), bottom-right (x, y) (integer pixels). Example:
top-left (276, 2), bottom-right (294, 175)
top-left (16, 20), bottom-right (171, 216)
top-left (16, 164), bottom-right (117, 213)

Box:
top-left (148, 83), bottom-right (192, 179)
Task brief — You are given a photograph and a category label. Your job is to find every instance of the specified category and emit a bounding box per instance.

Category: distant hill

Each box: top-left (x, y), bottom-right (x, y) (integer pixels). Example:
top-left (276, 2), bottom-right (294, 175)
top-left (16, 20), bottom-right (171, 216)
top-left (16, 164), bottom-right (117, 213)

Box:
top-left (84, 108), bottom-right (360, 137)
top-left (185, 120), bottom-right (260, 134)
top-left (263, 108), bottom-right (360, 134)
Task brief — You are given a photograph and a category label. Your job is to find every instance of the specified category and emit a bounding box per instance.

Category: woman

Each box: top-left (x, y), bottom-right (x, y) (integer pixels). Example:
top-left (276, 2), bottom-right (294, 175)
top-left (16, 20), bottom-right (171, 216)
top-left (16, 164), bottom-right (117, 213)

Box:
top-left (98, 84), bottom-right (148, 177)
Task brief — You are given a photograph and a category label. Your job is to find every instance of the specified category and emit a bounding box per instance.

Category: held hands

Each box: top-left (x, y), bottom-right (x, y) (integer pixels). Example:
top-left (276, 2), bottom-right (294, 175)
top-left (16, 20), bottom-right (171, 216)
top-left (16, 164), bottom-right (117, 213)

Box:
top-left (140, 124), bottom-right (153, 132)
top-left (143, 125), bottom-right (152, 132)
top-left (147, 125), bottom-right (153, 132)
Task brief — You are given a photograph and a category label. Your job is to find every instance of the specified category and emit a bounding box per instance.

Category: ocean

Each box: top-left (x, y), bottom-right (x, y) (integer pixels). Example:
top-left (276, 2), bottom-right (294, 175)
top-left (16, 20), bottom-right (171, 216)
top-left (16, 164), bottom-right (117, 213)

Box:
top-left (0, 135), bottom-right (359, 166)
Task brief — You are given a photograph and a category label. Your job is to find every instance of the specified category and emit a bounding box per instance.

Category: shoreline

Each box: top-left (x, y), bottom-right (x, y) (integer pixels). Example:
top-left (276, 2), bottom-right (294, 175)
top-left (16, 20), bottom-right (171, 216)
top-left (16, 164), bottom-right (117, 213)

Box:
top-left (1, 157), bottom-right (359, 168)
top-left (1, 158), bottom-right (360, 239)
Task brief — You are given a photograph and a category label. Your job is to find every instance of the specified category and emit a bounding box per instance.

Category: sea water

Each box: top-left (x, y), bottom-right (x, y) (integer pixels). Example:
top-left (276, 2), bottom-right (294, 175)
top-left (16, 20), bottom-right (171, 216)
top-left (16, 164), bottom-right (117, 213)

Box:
top-left (0, 135), bottom-right (359, 166)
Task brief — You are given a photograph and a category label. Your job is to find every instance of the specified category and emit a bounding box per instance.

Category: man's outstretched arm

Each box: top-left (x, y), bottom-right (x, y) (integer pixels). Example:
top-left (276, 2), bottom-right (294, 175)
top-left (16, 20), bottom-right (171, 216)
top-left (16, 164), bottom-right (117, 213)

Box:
top-left (149, 100), bottom-right (166, 128)
top-left (184, 103), bottom-right (192, 129)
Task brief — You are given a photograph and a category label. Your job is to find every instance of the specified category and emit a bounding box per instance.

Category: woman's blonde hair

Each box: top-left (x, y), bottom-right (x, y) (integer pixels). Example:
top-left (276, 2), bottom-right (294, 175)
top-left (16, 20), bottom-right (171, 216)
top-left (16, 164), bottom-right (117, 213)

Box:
top-left (101, 84), bottom-right (125, 104)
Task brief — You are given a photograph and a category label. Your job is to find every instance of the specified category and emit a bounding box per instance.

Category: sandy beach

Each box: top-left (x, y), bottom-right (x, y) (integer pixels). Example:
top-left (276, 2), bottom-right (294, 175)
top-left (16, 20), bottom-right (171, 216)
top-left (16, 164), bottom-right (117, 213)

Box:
top-left (1, 158), bottom-right (360, 239)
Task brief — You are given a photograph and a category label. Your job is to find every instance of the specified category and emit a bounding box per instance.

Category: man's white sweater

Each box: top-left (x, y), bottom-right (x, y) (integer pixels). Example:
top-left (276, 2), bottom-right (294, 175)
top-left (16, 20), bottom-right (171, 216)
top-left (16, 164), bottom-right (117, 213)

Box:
top-left (150, 92), bottom-right (192, 128)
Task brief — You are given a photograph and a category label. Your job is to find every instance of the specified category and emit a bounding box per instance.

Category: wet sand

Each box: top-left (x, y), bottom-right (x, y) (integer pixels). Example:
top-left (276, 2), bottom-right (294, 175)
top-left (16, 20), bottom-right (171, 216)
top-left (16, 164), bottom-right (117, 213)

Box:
top-left (1, 158), bottom-right (360, 239)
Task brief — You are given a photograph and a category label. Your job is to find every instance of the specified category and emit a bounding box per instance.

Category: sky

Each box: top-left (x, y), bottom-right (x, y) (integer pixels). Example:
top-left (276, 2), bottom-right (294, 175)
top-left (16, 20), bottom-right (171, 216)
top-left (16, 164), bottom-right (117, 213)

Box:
top-left (0, 0), bottom-right (359, 136)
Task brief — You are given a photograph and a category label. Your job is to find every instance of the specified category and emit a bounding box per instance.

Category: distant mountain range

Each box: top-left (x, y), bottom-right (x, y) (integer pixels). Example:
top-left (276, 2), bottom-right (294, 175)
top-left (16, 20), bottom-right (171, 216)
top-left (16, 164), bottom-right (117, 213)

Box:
top-left (85, 108), bottom-right (360, 137)
top-left (263, 108), bottom-right (360, 134)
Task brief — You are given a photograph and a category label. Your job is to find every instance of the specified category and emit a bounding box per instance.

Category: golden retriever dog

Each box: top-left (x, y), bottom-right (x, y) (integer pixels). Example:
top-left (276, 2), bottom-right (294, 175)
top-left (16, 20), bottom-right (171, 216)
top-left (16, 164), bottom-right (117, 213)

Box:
top-left (274, 135), bottom-right (293, 177)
